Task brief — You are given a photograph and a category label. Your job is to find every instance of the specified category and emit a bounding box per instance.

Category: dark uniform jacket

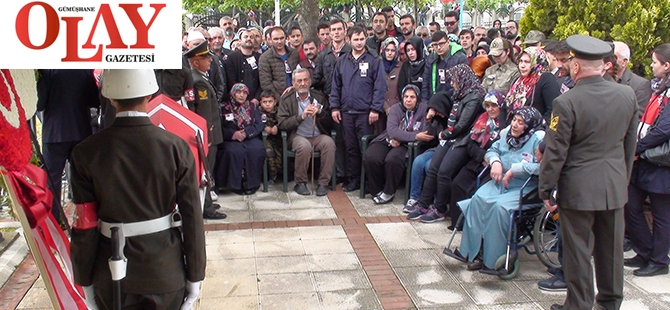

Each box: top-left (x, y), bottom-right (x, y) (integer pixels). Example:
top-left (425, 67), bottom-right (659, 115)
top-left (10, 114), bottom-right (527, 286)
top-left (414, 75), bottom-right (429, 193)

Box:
top-left (330, 50), bottom-right (387, 113)
top-left (69, 117), bottom-right (206, 294)
top-left (225, 50), bottom-right (262, 100)
top-left (190, 70), bottom-right (224, 146)
top-left (183, 54), bottom-right (227, 103)
top-left (539, 75), bottom-right (638, 210)
top-left (36, 69), bottom-right (99, 143)
top-left (312, 44), bottom-right (351, 98)
top-left (277, 89), bottom-right (331, 146)
top-left (259, 46), bottom-right (300, 97)
top-left (154, 67), bottom-right (195, 107)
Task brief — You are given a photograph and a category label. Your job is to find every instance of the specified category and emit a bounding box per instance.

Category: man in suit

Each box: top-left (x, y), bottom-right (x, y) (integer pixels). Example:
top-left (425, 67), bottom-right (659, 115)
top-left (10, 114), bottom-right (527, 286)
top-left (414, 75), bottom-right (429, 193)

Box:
top-left (614, 41), bottom-right (652, 112)
top-left (69, 69), bottom-right (206, 309)
top-left (186, 41), bottom-right (227, 220)
top-left (539, 35), bottom-right (639, 310)
top-left (36, 69), bottom-right (100, 222)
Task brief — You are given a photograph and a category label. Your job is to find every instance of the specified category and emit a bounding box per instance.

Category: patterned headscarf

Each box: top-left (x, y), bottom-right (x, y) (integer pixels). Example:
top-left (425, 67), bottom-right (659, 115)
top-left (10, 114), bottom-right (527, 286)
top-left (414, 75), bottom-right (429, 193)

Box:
top-left (226, 83), bottom-right (253, 129)
top-left (445, 63), bottom-right (487, 101)
top-left (400, 84), bottom-right (421, 131)
top-left (504, 47), bottom-right (550, 113)
top-left (470, 90), bottom-right (504, 148)
top-left (506, 106), bottom-right (546, 149)
top-left (381, 37), bottom-right (399, 74)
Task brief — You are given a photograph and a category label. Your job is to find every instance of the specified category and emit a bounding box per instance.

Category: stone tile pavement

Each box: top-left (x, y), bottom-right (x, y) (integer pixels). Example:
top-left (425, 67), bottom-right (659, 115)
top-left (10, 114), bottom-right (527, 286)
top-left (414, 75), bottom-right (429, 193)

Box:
top-left (3, 183), bottom-right (670, 309)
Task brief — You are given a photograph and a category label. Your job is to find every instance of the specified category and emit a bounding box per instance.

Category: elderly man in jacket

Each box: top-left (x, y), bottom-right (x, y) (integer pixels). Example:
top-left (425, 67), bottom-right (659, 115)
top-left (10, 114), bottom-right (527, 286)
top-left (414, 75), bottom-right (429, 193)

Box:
top-left (278, 68), bottom-right (334, 196)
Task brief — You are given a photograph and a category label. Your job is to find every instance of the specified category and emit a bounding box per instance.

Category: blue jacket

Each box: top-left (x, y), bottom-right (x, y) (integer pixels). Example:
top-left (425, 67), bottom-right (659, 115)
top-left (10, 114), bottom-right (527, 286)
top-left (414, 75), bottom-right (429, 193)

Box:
top-left (330, 50), bottom-right (387, 114)
top-left (420, 42), bottom-right (468, 103)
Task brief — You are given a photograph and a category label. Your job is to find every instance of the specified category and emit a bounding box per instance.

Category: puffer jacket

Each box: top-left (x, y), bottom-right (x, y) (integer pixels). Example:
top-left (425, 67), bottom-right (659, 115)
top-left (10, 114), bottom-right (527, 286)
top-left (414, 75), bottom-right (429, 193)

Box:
top-left (259, 46), bottom-right (300, 97)
top-left (439, 91), bottom-right (484, 141)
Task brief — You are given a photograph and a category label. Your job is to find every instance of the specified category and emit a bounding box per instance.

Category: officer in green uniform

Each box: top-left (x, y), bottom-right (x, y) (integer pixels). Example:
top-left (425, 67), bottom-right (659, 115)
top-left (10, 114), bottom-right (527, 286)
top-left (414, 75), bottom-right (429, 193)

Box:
top-left (539, 35), bottom-right (639, 310)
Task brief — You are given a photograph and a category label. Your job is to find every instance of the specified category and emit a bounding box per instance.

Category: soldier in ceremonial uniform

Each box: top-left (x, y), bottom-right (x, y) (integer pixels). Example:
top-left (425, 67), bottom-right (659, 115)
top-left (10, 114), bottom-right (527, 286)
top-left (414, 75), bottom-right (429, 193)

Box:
top-left (69, 69), bottom-right (206, 309)
top-left (185, 41), bottom-right (227, 219)
top-left (539, 35), bottom-right (639, 310)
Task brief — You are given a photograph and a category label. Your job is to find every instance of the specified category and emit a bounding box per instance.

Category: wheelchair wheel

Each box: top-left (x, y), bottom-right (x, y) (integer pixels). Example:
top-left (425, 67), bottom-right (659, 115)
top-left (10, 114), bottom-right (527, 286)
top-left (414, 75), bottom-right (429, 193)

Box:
top-left (494, 254), bottom-right (520, 280)
top-left (533, 210), bottom-right (561, 269)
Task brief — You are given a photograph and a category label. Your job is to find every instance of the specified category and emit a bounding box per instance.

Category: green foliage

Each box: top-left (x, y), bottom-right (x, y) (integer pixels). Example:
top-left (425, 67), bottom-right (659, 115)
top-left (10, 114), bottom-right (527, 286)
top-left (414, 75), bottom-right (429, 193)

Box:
top-left (520, 0), bottom-right (670, 78)
top-left (464, 0), bottom-right (513, 14)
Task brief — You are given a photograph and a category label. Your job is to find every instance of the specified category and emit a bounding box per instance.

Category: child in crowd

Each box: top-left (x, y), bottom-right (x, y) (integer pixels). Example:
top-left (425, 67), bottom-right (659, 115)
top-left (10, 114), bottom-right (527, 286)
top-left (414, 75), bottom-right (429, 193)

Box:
top-left (260, 91), bottom-right (282, 184)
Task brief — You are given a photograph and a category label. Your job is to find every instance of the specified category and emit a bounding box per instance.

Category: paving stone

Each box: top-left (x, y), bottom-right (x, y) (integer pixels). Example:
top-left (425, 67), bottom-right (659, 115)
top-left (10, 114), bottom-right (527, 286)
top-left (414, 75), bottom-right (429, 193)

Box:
top-left (345, 191), bottom-right (403, 217)
top-left (461, 281), bottom-right (532, 305)
top-left (253, 190), bottom-right (290, 204)
top-left (206, 243), bottom-right (255, 259)
top-left (478, 302), bottom-right (542, 309)
top-left (15, 284), bottom-right (58, 308)
top-left (298, 226), bottom-right (347, 240)
top-left (257, 273), bottom-right (315, 294)
top-left (252, 209), bottom-right (295, 222)
top-left (410, 221), bottom-right (452, 236)
top-left (256, 256), bottom-right (308, 274)
top-left (205, 210), bottom-right (250, 224)
top-left (307, 253), bottom-right (361, 272)
top-left (200, 296), bottom-right (258, 310)
top-left (513, 280), bottom-right (566, 304)
top-left (216, 199), bottom-right (250, 211)
top-left (394, 266), bottom-right (455, 287)
top-left (419, 233), bottom-right (451, 249)
top-left (252, 200), bottom-right (292, 211)
top-left (290, 196), bottom-right (332, 209)
top-left (260, 292), bottom-right (320, 310)
top-left (292, 208), bottom-right (337, 220)
top-left (383, 249), bottom-right (441, 268)
top-left (405, 283), bottom-right (473, 308)
top-left (206, 229), bottom-right (254, 244)
top-left (627, 271), bottom-right (670, 294)
top-left (254, 240), bottom-right (305, 257)
top-left (368, 223), bottom-right (431, 250)
top-left (302, 238), bottom-right (354, 254)
top-left (253, 227), bottom-right (301, 242)
top-left (215, 191), bottom-right (248, 203)
top-left (201, 274), bottom-right (258, 298)
top-left (318, 289), bottom-right (383, 310)
top-left (313, 269), bottom-right (372, 291)
top-left (206, 258), bottom-right (256, 277)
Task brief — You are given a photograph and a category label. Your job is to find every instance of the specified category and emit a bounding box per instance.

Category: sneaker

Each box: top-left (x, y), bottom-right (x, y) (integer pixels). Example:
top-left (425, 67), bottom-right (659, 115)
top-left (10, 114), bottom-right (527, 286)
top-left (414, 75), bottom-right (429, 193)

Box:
top-left (210, 190), bottom-right (218, 201)
top-left (403, 199), bottom-right (418, 213)
top-left (407, 206), bottom-right (429, 220)
top-left (420, 206), bottom-right (445, 223)
top-left (538, 275), bottom-right (567, 291)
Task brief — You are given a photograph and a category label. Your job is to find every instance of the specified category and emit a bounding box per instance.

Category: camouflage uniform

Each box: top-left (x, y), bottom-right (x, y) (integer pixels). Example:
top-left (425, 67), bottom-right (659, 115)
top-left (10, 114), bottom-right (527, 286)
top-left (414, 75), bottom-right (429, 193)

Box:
top-left (261, 107), bottom-right (282, 181)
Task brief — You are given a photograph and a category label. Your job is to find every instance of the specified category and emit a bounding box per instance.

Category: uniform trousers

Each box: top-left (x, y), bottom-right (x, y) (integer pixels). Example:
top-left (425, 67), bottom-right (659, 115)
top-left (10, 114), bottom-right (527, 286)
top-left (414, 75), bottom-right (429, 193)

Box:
top-left (291, 134), bottom-right (335, 186)
top-left (342, 112), bottom-right (373, 182)
top-left (625, 183), bottom-right (670, 266)
top-left (362, 142), bottom-right (408, 196)
top-left (43, 141), bottom-right (79, 219)
top-left (560, 207), bottom-right (624, 310)
top-left (95, 283), bottom-right (185, 310)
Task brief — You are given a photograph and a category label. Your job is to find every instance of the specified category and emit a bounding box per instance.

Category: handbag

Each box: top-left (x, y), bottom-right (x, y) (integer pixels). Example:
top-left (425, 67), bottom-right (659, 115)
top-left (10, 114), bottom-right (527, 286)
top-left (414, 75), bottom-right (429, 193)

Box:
top-left (643, 140), bottom-right (670, 167)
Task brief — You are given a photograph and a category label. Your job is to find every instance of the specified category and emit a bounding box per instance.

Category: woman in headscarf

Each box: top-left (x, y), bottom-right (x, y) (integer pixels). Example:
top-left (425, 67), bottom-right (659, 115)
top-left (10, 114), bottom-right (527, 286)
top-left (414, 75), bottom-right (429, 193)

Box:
top-left (363, 85), bottom-right (432, 204)
top-left (398, 36), bottom-right (426, 97)
top-left (624, 43), bottom-right (670, 277)
top-left (376, 37), bottom-right (404, 134)
top-left (216, 83), bottom-right (266, 195)
top-left (452, 107), bottom-right (546, 270)
top-left (406, 64), bottom-right (485, 221)
top-left (502, 46), bottom-right (560, 125)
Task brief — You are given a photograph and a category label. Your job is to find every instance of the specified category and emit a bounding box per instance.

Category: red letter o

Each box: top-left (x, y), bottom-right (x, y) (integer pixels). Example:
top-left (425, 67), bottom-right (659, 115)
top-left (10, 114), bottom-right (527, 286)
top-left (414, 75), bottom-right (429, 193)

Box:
top-left (15, 2), bottom-right (59, 49)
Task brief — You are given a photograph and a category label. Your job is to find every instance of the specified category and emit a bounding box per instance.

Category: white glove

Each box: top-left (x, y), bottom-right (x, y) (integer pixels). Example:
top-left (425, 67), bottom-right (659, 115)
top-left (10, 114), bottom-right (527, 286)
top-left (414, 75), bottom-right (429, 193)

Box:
top-left (180, 281), bottom-right (201, 310)
top-left (82, 285), bottom-right (99, 310)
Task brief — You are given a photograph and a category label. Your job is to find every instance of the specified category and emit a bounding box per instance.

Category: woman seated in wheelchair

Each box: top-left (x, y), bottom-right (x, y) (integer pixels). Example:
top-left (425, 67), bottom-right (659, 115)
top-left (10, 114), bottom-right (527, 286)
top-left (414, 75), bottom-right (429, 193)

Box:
top-left (454, 107), bottom-right (546, 271)
top-left (362, 84), bottom-right (433, 204)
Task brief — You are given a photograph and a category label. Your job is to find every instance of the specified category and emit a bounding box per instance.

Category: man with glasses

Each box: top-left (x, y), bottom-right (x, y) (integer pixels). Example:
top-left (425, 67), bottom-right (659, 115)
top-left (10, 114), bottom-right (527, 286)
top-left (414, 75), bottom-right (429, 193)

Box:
top-left (366, 12), bottom-right (389, 57)
top-left (444, 11), bottom-right (460, 35)
top-left (505, 20), bottom-right (520, 45)
top-left (420, 31), bottom-right (467, 103)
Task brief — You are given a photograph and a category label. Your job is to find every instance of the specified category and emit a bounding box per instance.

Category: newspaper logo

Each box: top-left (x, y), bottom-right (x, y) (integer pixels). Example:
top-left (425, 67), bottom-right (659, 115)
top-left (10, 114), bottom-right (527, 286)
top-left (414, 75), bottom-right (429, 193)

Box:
top-left (2, 0), bottom-right (182, 68)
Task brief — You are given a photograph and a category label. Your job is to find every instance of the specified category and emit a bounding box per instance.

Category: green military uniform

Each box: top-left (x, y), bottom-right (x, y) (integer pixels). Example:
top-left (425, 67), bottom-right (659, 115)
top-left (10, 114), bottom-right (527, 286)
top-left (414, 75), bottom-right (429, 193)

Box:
top-left (539, 35), bottom-right (639, 310)
top-left (261, 106), bottom-right (282, 181)
top-left (482, 58), bottom-right (520, 95)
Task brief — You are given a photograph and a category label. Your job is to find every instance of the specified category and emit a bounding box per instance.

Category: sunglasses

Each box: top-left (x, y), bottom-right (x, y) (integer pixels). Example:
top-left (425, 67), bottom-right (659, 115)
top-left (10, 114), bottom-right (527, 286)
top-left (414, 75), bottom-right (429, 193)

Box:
top-left (445, 21), bottom-right (457, 26)
top-left (417, 33), bottom-right (429, 38)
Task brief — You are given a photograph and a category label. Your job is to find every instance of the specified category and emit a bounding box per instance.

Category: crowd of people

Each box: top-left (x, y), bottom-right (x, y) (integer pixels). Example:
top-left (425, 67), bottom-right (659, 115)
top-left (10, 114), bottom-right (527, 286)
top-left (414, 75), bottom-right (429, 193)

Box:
top-left (36, 6), bottom-right (670, 310)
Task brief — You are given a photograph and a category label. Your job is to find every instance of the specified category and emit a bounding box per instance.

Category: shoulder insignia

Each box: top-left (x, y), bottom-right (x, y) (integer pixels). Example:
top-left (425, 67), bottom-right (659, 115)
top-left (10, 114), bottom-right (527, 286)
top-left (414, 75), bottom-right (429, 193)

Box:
top-left (549, 114), bottom-right (559, 132)
top-left (198, 89), bottom-right (208, 100)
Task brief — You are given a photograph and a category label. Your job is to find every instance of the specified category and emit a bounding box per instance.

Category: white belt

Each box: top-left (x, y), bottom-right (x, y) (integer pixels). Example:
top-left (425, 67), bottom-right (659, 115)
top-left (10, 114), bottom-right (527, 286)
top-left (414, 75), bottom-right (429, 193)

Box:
top-left (99, 210), bottom-right (182, 239)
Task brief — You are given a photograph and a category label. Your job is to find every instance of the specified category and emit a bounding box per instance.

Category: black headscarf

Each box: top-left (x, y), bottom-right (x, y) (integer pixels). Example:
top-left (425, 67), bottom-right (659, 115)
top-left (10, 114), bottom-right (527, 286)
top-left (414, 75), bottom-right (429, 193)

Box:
top-left (404, 36), bottom-right (426, 82)
top-left (506, 107), bottom-right (545, 149)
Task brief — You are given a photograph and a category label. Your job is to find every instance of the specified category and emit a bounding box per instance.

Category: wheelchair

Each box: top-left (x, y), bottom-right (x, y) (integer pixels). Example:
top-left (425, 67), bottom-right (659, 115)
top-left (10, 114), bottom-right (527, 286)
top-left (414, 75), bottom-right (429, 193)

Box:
top-left (443, 166), bottom-right (561, 280)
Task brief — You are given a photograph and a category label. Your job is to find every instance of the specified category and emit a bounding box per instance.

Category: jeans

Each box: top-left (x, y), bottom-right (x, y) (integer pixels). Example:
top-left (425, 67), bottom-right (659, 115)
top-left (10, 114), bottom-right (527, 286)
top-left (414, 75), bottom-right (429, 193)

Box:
top-left (409, 150), bottom-right (434, 200)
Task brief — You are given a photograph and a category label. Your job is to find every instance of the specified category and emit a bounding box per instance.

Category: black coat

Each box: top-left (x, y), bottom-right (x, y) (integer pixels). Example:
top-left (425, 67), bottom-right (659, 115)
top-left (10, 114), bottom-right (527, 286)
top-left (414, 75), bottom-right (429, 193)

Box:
top-left (312, 44), bottom-right (351, 98)
top-left (225, 50), bottom-right (262, 101)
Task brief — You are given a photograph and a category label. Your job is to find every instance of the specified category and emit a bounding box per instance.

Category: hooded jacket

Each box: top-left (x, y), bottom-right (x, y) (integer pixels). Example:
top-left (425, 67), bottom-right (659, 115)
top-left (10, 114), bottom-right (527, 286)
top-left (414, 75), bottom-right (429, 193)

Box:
top-left (420, 42), bottom-right (468, 103)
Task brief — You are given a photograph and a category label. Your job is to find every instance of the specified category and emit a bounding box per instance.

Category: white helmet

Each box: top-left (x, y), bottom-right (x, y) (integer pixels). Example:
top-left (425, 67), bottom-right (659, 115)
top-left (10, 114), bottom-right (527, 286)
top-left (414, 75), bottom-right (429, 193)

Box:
top-left (101, 69), bottom-right (158, 99)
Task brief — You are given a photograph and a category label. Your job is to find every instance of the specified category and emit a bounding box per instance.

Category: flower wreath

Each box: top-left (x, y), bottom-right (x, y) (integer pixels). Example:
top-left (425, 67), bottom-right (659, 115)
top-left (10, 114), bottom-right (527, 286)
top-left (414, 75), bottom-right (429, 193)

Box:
top-left (0, 69), bottom-right (34, 172)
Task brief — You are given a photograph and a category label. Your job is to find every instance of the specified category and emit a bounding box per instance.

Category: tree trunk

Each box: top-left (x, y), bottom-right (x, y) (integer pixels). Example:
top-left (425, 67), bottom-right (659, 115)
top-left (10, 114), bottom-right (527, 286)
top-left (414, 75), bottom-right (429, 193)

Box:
top-left (297, 0), bottom-right (319, 40)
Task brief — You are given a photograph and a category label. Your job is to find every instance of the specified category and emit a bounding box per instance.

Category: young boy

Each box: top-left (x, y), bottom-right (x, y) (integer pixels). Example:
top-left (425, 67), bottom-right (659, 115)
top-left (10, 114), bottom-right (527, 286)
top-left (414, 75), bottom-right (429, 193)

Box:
top-left (260, 91), bottom-right (282, 184)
